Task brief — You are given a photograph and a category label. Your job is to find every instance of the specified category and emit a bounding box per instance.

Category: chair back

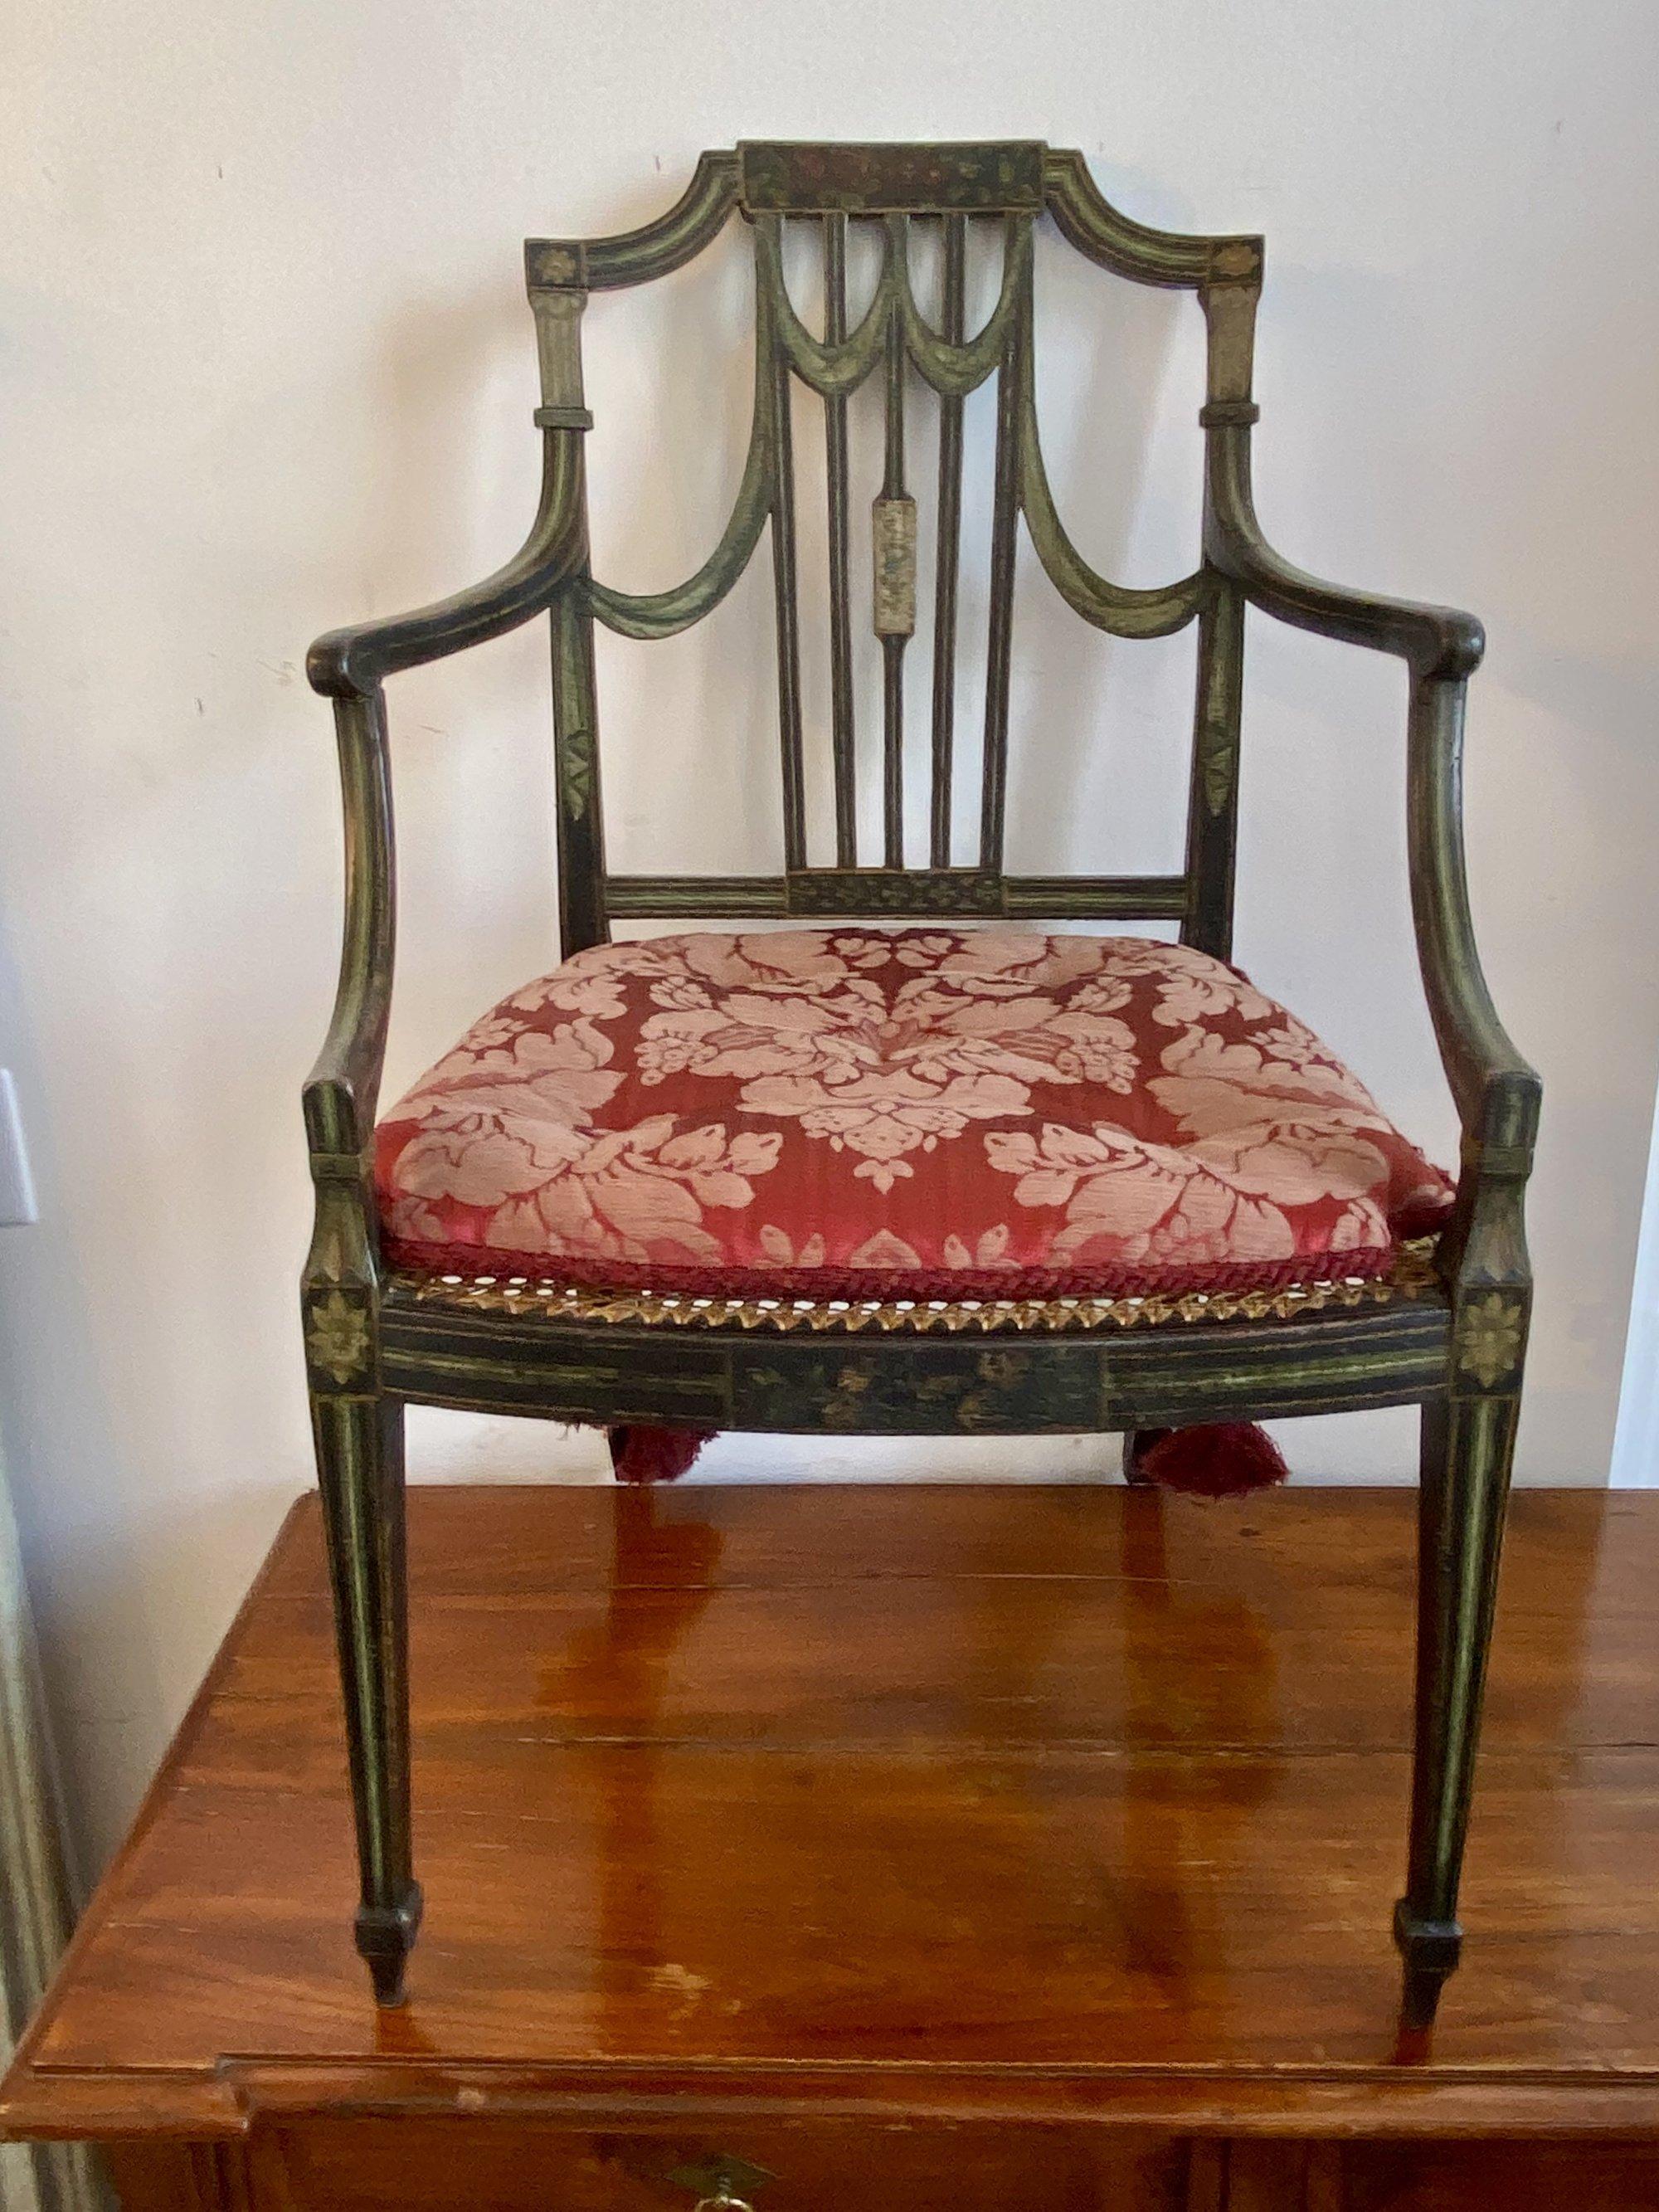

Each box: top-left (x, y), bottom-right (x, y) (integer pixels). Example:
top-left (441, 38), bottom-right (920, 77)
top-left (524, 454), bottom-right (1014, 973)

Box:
top-left (527, 142), bottom-right (1263, 958)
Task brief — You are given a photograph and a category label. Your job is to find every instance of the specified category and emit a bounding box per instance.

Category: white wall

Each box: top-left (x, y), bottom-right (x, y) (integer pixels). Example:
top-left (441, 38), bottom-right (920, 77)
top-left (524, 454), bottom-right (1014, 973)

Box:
top-left (1611, 1103), bottom-right (1659, 1487)
top-left (2, 0), bottom-right (1657, 1872)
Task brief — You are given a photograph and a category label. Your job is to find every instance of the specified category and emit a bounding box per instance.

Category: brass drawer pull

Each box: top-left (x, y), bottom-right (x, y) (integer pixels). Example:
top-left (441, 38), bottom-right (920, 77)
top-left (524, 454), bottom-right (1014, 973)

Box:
top-left (669, 2156), bottom-right (775, 2212)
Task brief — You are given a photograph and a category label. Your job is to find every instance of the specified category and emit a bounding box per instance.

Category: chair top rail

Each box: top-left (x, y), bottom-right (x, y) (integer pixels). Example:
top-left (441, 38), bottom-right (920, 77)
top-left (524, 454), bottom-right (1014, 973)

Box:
top-left (739, 139), bottom-right (1047, 215)
top-left (524, 142), bottom-right (1264, 297)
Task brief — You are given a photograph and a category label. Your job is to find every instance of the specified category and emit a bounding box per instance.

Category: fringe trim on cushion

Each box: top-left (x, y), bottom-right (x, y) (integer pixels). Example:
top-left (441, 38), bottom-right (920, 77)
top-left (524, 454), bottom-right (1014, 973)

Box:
top-left (382, 1232), bottom-right (1408, 1305)
top-left (392, 1236), bottom-right (1443, 1335)
top-left (1137, 1421), bottom-right (1291, 1498)
top-left (607, 1425), bottom-right (713, 1484)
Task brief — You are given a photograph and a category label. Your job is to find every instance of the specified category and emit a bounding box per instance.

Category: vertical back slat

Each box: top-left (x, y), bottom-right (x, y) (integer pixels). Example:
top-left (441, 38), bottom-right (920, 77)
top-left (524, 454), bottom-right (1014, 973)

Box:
top-left (929, 212), bottom-right (967, 868)
top-left (764, 217), bottom-right (808, 871)
top-left (823, 213), bottom-right (857, 865)
top-left (879, 217), bottom-right (908, 869)
top-left (980, 216), bottom-right (1028, 873)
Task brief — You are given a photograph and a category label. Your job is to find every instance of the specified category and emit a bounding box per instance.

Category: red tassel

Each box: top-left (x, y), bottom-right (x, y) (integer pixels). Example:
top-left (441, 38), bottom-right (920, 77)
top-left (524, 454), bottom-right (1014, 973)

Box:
top-left (607, 1425), bottom-right (713, 1484)
top-left (1136, 1421), bottom-right (1290, 1498)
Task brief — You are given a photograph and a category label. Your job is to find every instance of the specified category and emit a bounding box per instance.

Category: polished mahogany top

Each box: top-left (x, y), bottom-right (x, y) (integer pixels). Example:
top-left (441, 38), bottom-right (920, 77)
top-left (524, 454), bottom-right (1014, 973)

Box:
top-left (4, 1482), bottom-right (1657, 2141)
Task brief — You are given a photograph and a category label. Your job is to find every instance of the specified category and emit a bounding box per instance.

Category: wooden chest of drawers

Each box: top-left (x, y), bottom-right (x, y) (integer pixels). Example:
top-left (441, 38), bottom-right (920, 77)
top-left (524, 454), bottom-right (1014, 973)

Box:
top-left (7, 1484), bottom-right (1659, 2210)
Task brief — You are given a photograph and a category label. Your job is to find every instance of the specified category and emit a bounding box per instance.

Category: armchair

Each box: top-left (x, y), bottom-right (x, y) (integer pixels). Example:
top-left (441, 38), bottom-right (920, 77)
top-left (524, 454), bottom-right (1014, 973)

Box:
top-left (303, 142), bottom-right (1538, 2026)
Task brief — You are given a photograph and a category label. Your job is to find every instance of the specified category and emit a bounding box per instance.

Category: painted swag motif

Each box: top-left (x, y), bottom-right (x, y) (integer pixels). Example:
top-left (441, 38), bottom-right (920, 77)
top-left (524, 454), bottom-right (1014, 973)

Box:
top-left (376, 928), bottom-right (1453, 1298)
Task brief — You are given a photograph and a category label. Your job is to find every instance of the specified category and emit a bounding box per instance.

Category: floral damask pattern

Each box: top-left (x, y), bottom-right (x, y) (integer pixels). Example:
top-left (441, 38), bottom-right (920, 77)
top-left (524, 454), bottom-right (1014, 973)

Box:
top-left (376, 928), bottom-right (1454, 1298)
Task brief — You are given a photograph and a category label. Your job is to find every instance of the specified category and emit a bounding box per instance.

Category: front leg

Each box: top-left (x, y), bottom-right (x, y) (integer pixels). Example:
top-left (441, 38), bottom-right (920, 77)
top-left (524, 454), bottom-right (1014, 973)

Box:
top-left (1396, 1298), bottom-right (1525, 2026)
top-left (304, 1173), bottom-right (421, 2007)
top-left (309, 1383), bottom-right (421, 2004)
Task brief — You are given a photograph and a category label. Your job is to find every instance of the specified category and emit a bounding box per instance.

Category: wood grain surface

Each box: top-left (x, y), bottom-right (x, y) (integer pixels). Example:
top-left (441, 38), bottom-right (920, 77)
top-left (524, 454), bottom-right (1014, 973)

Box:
top-left (4, 1483), bottom-right (1658, 2168)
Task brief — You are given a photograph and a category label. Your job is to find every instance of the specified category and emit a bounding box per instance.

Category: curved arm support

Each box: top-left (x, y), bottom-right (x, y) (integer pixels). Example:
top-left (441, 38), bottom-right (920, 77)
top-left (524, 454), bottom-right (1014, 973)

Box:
top-left (304, 687), bottom-right (396, 1162)
top-left (1407, 675), bottom-right (1540, 1278)
top-left (307, 434), bottom-right (586, 699)
top-left (1205, 429), bottom-right (1485, 680)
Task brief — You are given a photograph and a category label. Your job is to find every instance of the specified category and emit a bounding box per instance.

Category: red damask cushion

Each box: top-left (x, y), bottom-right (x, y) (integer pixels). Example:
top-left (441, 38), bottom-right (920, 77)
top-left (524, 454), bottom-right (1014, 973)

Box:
top-left (375, 928), bottom-right (1453, 1299)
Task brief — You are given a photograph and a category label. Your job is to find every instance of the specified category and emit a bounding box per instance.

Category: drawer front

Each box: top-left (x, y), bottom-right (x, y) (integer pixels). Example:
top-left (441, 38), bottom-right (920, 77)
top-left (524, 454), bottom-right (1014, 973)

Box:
top-left (1339, 2139), bottom-right (1659, 2210)
top-left (246, 2117), bottom-right (1196, 2212)
top-left (110, 2127), bottom-right (1659, 2211)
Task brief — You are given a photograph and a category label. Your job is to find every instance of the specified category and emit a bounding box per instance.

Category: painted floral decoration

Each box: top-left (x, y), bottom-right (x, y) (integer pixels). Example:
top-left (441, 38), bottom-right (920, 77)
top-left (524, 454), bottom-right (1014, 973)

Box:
top-left (306, 1291), bottom-right (372, 1386)
top-left (1456, 1292), bottom-right (1525, 1389)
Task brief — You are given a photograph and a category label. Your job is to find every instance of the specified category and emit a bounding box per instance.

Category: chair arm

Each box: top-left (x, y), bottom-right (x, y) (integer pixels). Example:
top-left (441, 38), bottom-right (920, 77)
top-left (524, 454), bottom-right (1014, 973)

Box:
top-left (302, 436), bottom-right (586, 1165)
top-left (1407, 674), bottom-right (1540, 1253)
top-left (303, 689), bottom-right (396, 1162)
top-left (1205, 428), bottom-right (1485, 680)
top-left (307, 436), bottom-right (584, 699)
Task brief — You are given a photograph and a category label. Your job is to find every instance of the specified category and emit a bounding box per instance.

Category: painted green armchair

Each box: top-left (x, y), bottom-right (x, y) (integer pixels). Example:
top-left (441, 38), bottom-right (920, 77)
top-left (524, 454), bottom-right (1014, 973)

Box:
top-left (303, 142), bottom-right (1538, 2023)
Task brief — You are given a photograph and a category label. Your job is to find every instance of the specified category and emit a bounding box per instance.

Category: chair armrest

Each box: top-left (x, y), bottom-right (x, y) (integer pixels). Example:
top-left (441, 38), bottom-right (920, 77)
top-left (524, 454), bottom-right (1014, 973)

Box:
top-left (1408, 674), bottom-right (1540, 1263)
top-left (1205, 429), bottom-right (1533, 1248)
top-left (307, 436), bottom-right (584, 698)
top-left (303, 689), bottom-right (396, 1162)
top-left (1205, 428), bottom-right (1484, 680)
top-left (302, 436), bottom-right (586, 1165)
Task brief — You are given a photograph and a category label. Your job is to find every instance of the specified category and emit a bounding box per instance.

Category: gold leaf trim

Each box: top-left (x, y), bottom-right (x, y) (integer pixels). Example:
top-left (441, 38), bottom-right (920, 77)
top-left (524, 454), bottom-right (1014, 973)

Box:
top-left (390, 1238), bottom-right (1443, 1337)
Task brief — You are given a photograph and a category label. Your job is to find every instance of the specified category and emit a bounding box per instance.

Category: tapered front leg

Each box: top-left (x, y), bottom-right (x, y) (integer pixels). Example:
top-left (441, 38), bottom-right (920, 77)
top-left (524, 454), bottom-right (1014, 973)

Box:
top-left (311, 1386), bottom-right (421, 2005)
top-left (1396, 1372), bottom-right (1521, 2026)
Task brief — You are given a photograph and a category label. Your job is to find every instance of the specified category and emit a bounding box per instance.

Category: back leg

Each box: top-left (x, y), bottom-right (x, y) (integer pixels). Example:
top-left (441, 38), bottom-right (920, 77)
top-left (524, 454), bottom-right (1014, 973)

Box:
top-left (1123, 1428), bottom-right (1170, 1486)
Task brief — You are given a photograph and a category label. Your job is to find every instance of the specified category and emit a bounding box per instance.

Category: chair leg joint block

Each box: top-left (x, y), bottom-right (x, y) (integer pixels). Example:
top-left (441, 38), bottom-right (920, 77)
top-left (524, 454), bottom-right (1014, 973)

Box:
top-left (356, 1883), bottom-right (424, 2007)
top-left (1393, 1897), bottom-right (1462, 1976)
